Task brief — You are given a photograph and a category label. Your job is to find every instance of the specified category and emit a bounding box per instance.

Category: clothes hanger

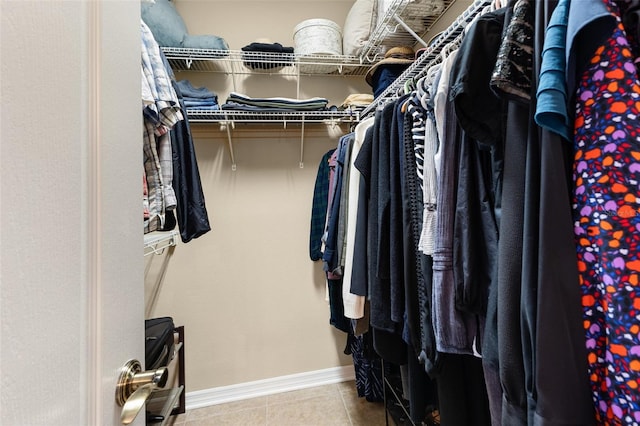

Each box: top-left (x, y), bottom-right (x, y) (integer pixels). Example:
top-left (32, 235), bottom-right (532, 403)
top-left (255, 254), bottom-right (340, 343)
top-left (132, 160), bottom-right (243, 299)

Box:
top-left (404, 77), bottom-right (416, 95)
top-left (418, 63), bottom-right (442, 109)
top-left (439, 33), bottom-right (463, 62)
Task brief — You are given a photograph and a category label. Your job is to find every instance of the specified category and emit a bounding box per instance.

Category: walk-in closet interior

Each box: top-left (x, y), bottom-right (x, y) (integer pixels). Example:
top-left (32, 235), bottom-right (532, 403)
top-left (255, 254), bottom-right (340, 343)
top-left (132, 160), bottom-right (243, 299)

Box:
top-left (141, 0), bottom-right (640, 425)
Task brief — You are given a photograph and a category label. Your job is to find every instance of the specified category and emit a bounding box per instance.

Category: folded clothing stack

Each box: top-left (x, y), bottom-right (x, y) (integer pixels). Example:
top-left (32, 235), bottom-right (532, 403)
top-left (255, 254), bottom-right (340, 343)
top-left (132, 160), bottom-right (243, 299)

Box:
top-left (241, 41), bottom-right (294, 70)
top-left (221, 92), bottom-right (330, 112)
top-left (176, 80), bottom-right (219, 111)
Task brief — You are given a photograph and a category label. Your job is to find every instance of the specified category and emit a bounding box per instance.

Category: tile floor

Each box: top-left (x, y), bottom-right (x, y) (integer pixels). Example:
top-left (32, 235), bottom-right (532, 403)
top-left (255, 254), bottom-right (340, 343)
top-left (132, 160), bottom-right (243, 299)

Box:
top-left (167, 380), bottom-right (388, 426)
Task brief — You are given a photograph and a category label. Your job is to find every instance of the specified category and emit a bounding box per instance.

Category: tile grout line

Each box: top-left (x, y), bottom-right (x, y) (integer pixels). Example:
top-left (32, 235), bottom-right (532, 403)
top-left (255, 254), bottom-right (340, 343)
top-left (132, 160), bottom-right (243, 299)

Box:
top-left (265, 400), bottom-right (269, 426)
top-left (338, 385), bottom-right (355, 426)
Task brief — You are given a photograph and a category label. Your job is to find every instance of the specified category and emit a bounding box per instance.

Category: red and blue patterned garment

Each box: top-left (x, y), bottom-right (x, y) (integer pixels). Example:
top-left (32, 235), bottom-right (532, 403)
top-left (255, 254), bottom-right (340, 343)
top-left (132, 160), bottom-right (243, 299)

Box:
top-left (572, 1), bottom-right (640, 424)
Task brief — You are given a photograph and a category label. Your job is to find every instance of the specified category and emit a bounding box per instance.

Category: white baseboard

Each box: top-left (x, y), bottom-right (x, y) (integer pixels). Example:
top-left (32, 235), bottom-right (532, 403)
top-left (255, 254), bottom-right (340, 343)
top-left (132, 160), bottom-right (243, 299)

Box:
top-left (185, 365), bottom-right (355, 410)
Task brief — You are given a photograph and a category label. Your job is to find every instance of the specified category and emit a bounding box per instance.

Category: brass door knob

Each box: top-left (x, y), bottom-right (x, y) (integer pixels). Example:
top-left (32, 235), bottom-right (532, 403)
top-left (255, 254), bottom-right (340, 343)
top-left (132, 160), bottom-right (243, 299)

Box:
top-left (116, 359), bottom-right (168, 425)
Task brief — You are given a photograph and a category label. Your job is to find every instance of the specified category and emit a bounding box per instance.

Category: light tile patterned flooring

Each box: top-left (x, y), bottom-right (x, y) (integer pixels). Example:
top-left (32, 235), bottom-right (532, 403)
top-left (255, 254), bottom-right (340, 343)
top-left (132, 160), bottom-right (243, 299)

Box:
top-left (168, 380), bottom-right (388, 426)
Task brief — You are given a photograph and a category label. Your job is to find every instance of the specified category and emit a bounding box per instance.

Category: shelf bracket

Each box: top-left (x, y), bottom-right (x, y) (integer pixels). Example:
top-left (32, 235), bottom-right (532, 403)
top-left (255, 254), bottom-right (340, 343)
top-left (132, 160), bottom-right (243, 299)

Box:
top-left (392, 14), bottom-right (429, 48)
top-left (221, 121), bottom-right (237, 171)
top-left (229, 62), bottom-right (238, 92)
top-left (299, 116), bottom-right (305, 169)
top-left (296, 64), bottom-right (301, 99)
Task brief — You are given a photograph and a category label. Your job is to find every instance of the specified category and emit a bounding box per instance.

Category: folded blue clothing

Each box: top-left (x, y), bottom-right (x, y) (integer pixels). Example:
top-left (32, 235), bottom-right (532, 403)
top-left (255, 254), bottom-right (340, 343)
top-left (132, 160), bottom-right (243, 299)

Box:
top-left (177, 80), bottom-right (217, 100)
top-left (226, 92), bottom-right (328, 109)
top-left (186, 105), bottom-right (220, 111)
top-left (183, 98), bottom-right (218, 107)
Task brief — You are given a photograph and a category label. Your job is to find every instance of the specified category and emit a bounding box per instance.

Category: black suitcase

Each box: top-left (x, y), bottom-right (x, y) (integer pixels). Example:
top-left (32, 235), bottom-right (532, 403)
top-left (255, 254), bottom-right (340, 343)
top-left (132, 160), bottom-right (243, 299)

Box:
top-left (145, 317), bottom-right (175, 369)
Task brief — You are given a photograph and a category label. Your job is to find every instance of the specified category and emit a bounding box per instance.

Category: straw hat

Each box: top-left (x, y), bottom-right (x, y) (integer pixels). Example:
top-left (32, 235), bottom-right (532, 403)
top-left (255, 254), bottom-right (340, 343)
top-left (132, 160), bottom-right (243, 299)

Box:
top-left (365, 46), bottom-right (415, 86)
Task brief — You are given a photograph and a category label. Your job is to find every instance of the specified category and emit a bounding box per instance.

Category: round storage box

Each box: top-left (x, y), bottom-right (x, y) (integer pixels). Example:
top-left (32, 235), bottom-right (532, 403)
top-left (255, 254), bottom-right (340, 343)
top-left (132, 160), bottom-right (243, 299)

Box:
top-left (293, 18), bottom-right (343, 74)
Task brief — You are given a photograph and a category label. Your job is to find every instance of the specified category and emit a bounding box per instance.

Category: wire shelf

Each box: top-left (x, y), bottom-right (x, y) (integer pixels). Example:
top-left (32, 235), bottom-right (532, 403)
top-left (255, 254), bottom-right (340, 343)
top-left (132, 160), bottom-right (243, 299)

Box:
top-left (162, 48), bottom-right (373, 77)
top-left (360, 0), bottom-right (457, 61)
top-left (162, 1), bottom-right (459, 75)
top-left (144, 230), bottom-right (179, 256)
top-left (360, 0), bottom-right (490, 119)
top-left (185, 109), bottom-right (361, 124)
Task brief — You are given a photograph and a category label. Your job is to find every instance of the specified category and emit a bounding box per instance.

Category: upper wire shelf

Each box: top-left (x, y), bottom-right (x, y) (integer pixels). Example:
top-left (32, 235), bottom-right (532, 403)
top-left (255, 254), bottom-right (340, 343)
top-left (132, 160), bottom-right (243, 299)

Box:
top-left (162, 0), bottom-right (457, 76)
top-left (162, 48), bottom-right (373, 77)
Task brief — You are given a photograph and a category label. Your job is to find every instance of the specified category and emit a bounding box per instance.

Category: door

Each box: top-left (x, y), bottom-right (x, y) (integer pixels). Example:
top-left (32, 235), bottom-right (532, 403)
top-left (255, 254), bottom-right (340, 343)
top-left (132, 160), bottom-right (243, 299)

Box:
top-left (1, 1), bottom-right (145, 425)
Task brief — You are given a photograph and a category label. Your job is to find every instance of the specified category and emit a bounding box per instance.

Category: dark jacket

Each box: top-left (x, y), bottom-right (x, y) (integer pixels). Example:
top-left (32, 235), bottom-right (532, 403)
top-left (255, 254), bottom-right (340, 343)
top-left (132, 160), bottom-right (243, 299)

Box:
top-left (448, 7), bottom-right (505, 318)
top-left (169, 81), bottom-right (211, 243)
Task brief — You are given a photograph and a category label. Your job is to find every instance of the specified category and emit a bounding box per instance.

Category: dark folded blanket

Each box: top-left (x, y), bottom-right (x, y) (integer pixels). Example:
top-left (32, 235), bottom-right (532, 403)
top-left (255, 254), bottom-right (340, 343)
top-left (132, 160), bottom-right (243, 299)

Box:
top-left (241, 42), bottom-right (294, 70)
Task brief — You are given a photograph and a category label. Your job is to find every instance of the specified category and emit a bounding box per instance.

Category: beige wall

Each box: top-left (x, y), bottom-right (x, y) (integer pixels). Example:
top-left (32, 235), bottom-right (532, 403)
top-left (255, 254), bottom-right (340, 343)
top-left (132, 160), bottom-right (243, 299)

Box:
top-left (174, 0), bottom-right (353, 52)
top-left (146, 0), bottom-right (364, 393)
top-left (146, 125), bottom-right (354, 392)
top-left (145, 0), bottom-right (471, 394)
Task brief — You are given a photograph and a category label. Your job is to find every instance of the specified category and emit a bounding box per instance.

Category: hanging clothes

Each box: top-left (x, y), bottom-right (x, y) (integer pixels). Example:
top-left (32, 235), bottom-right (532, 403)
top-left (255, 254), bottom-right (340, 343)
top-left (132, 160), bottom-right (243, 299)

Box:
top-left (141, 19), bottom-right (183, 233)
top-left (448, 1), bottom-right (504, 325)
top-left (360, 102), bottom-right (409, 365)
top-left (416, 65), bottom-right (441, 258)
top-left (165, 77), bottom-right (211, 242)
top-left (483, 1), bottom-right (535, 424)
top-left (343, 118), bottom-right (375, 321)
top-left (442, 7), bottom-right (506, 426)
top-left (307, 0), bottom-right (640, 423)
top-left (323, 134), bottom-right (354, 277)
top-left (319, 139), bottom-right (351, 334)
top-left (351, 123), bottom-right (376, 334)
top-left (402, 94), bottom-right (438, 373)
top-left (571, 0), bottom-right (640, 423)
top-left (309, 149), bottom-right (336, 262)
top-left (346, 332), bottom-right (386, 403)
